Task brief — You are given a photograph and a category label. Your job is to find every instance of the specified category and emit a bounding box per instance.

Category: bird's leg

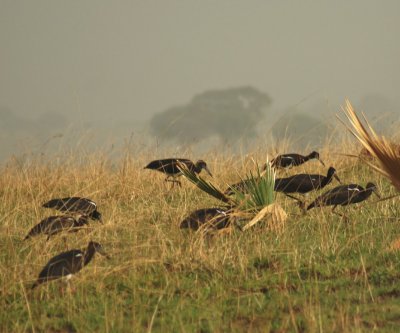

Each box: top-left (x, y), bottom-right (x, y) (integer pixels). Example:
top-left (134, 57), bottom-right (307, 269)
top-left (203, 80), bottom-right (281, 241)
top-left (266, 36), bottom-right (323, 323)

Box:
top-left (332, 205), bottom-right (340, 216)
top-left (164, 176), bottom-right (174, 189)
top-left (171, 176), bottom-right (182, 187)
top-left (233, 220), bottom-right (243, 232)
top-left (332, 205), bottom-right (347, 220)
top-left (284, 193), bottom-right (302, 202)
top-left (300, 194), bottom-right (309, 214)
top-left (284, 193), bottom-right (305, 211)
top-left (59, 283), bottom-right (65, 296)
top-left (67, 280), bottom-right (76, 294)
top-left (300, 202), bottom-right (307, 215)
top-left (164, 176), bottom-right (181, 188)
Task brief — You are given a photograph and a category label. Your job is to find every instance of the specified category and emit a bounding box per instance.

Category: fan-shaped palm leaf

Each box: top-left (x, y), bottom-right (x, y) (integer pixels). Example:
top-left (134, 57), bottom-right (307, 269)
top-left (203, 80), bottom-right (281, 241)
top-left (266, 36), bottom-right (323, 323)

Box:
top-left (339, 99), bottom-right (400, 192)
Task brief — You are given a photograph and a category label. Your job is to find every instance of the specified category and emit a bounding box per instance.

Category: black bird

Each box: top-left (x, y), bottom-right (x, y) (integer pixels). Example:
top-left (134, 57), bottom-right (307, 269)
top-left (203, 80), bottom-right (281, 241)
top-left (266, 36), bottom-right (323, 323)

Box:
top-left (271, 151), bottom-right (325, 169)
top-left (31, 241), bottom-right (109, 289)
top-left (307, 182), bottom-right (379, 212)
top-left (225, 167), bottom-right (340, 196)
top-left (180, 208), bottom-right (231, 231)
top-left (24, 214), bottom-right (94, 241)
top-left (42, 197), bottom-right (102, 221)
top-left (275, 167), bottom-right (340, 195)
top-left (144, 158), bottom-right (212, 186)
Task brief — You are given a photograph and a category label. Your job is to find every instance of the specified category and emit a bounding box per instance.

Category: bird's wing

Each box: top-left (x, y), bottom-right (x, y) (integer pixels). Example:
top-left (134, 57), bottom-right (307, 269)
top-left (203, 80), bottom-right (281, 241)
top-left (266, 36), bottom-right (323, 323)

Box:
top-left (144, 160), bottom-right (163, 169)
top-left (51, 197), bottom-right (97, 214)
top-left (38, 250), bottom-right (84, 279)
top-left (67, 197), bottom-right (97, 214)
top-left (308, 175), bottom-right (323, 185)
top-left (275, 175), bottom-right (299, 190)
top-left (323, 185), bottom-right (351, 195)
top-left (46, 216), bottom-right (77, 234)
top-left (283, 155), bottom-right (296, 160)
top-left (26, 216), bottom-right (58, 237)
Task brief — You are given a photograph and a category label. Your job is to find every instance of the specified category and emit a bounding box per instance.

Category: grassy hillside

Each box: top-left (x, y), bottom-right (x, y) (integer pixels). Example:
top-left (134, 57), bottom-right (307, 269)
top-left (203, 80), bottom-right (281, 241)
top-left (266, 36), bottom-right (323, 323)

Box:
top-left (1, 141), bottom-right (400, 333)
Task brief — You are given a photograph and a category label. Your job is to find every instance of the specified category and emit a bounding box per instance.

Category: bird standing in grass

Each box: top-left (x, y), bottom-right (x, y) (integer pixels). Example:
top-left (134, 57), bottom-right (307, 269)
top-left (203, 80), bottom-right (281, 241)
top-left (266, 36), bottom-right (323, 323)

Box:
top-left (307, 182), bottom-right (379, 212)
top-left (180, 208), bottom-right (231, 231)
top-left (42, 197), bottom-right (102, 221)
top-left (275, 167), bottom-right (340, 195)
top-left (144, 158), bottom-right (212, 186)
top-left (24, 214), bottom-right (95, 241)
top-left (31, 241), bottom-right (109, 289)
top-left (271, 151), bottom-right (325, 169)
top-left (226, 167), bottom-right (340, 198)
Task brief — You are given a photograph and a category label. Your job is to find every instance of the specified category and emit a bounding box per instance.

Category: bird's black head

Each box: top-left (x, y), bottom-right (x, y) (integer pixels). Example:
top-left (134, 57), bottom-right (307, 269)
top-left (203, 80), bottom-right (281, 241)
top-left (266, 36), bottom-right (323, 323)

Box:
top-left (366, 182), bottom-right (380, 197)
top-left (327, 167), bottom-right (336, 175)
top-left (91, 210), bottom-right (102, 222)
top-left (309, 151), bottom-right (325, 166)
top-left (327, 167), bottom-right (341, 183)
top-left (195, 160), bottom-right (213, 177)
top-left (88, 241), bottom-right (110, 259)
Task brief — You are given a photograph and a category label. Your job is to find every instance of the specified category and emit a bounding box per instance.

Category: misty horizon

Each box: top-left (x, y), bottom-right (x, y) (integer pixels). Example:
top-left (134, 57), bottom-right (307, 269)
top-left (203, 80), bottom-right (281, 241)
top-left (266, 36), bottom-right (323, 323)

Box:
top-left (1, 1), bottom-right (399, 161)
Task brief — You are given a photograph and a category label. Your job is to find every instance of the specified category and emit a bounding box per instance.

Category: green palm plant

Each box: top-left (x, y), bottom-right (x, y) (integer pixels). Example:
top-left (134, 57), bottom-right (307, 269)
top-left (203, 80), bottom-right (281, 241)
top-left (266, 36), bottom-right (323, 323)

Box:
top-left (178, 161), bottom-right (286, 231)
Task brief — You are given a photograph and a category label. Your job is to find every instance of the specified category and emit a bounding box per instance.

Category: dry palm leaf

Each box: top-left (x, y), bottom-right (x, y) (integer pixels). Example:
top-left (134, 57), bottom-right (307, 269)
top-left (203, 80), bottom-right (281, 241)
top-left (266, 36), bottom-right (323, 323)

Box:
top-left (339, 99), bottom-right (400, 192)
top-left (242, 203), bottom-right (287, 232)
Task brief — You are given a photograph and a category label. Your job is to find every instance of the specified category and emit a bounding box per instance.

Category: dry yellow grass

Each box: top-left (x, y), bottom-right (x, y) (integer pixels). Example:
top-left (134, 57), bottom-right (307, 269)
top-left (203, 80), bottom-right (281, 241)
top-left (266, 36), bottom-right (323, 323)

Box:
top-left (1, 132), bottom-right (399, 332)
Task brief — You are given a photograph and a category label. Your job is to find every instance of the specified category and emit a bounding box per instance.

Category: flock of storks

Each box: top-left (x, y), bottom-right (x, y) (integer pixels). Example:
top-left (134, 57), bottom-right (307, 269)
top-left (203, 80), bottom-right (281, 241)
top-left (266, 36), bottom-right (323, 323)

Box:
top-left (27, 151), bottom-right (379, 290)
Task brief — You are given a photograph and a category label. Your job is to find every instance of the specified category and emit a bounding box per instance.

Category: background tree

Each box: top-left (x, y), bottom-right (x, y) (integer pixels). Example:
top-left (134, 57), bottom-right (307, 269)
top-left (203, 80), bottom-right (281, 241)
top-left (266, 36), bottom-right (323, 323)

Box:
top-left (150, 86), bottom-right (272, 144)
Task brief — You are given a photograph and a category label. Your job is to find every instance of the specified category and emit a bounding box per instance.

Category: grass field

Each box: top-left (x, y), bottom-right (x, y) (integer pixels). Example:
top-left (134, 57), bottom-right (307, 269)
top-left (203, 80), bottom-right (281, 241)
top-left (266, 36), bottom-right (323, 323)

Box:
top-left (1, 139), bottom-right (400, 333)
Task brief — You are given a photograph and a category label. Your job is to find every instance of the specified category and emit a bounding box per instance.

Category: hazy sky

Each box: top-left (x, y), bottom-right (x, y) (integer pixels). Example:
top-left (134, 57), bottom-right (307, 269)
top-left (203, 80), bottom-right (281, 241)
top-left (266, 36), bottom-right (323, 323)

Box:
top-left (1, 1), bottom-right (399, 132)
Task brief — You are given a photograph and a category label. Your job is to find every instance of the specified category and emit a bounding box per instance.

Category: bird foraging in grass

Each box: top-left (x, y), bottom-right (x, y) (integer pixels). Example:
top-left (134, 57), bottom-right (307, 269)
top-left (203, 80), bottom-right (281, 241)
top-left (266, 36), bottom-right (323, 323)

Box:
top-left (42, 197), bottom-right (102, 221)
top-left (31, 241), bottom-right (109, 290)
top-left (24, 214), bottom-right (94, 241)
top-left (275, 167), bottom-right (340, 194)
top-left (274, 167), bottom-right (341, 208)
top-left (144, 158), bottom-right (212, 187)
top-left (180, 208), bottom-right (231, 231)
top-left (307, 182), bottom-right (379, 213)
top-left (271, 151), bottom-right (325, 169)
top-left (226, 167), bottom-right (340, 200)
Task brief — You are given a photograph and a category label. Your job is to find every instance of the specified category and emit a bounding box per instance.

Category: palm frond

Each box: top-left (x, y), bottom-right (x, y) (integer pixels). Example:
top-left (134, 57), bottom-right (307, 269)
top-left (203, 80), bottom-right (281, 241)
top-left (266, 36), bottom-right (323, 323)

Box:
top-left (237, 161), bottom-right (275, 210)
top-left (177, 163), bottom-right (235, 204)
top-left (339, 99), bottom-right (400, 191)
top-left (179, 161), bottom-right (286, 232)
top-left (242, 203), bottom-right (287, 232)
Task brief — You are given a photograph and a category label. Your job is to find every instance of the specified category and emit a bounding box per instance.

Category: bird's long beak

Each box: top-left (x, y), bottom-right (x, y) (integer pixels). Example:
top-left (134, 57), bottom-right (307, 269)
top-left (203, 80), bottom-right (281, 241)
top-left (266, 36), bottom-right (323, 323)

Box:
top-left (373, 188), bottom-right (381, 198)
top-left (205, 166), bottom-right (213, 177)
top-left (334, 174), bottom-right (341, 183)
top-left (98, 248), bottom-right (111, 260)
top-left (319, 159), bottom-right (326, 167)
